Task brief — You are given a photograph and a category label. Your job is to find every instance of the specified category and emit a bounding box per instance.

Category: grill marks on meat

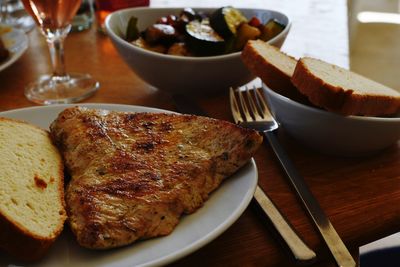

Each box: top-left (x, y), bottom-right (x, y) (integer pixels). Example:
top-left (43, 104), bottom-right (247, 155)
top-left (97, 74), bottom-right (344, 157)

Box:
top-left (50, 107), bottom-right (262, 249)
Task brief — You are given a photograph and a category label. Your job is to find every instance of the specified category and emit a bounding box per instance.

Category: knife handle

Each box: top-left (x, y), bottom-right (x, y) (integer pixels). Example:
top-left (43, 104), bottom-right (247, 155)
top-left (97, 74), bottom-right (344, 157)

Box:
top-left (254, 186), bottom-right (317, 263)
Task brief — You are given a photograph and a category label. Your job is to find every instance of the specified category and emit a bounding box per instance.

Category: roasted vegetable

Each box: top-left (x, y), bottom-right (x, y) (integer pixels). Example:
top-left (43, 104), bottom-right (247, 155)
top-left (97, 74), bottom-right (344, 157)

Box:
top-left (185, 19), bottom-right (225, 56)
top-left (131, 37), bottom-right (167, 54)
top-left (144, 24), bottom-right (178, 45)
top-left (126, 16), bottom-right (139, 42)
top-left (234, 22), bottom-right (261, 51)
top-left (175, 8), bottom-right (201, 33)
top-left (259, 19), bottom-right (286, 41)
top-left (156, 14), bottom-right (184, 33)
top-left (180, 8), bottom-right (199, 21)
top-left (210, 6), bottom-right (247, 38)
top-left (224, 36), bottom-right (236, 54)
top-left (167, 42), bottom-right (193, 56)
top-left (127, 7), bottom-right (286, 57)
top-left (248, 16), bottom-right (261, 27)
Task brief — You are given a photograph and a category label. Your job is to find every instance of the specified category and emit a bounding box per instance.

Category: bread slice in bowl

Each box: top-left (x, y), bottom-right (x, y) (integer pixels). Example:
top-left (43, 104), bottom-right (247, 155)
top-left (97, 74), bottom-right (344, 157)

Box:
top-left (0, 118), bottom-right (66, 262)
top-left (241, 40), bottom-right (309, 103)
top-left (291, 57), bottom-right (400, 116)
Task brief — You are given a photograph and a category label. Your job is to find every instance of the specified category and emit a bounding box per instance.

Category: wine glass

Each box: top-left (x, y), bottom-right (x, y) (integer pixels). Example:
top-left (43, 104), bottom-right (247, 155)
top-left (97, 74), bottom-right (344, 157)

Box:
top-left (22, 0), bottom-right (99, 104)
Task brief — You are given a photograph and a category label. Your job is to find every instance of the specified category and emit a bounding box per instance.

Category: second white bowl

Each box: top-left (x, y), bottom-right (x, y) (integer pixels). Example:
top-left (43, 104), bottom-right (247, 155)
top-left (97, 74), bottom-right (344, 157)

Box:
top-left (263, 84), bottom-right (400, 156)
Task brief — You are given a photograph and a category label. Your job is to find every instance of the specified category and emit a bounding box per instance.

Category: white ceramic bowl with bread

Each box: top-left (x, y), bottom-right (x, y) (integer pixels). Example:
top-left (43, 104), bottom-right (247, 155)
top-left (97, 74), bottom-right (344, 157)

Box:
top-left (242, 40), bottom-right (400, 156)
top-left (263, 84), bottom-right (400, 156)
top-left (105, 7), bottom-right (291, 95)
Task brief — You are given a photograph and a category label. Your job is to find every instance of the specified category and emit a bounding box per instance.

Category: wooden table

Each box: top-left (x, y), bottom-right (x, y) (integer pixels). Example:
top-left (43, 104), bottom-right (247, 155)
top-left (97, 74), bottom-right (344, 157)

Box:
top-left (0, 0), bottom-right (399, 266)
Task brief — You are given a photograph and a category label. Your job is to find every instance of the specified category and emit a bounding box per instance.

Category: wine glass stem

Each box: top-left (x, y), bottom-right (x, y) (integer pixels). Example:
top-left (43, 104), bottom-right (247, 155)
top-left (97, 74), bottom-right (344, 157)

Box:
top-left (45, 27), bottom-right (70, 79)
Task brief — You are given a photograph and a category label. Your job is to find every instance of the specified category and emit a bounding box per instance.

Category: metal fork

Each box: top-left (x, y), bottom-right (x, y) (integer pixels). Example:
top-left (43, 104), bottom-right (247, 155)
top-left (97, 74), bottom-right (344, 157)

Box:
top-left (229, 91), bottom-right (316, 264)
top-left (230, 86), bottom-right (356, 267)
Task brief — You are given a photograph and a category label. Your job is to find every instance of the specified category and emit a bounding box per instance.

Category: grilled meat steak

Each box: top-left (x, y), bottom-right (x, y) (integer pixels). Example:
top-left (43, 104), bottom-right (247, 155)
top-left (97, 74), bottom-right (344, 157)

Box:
top-left (50, 107), bottom-right (262, 249)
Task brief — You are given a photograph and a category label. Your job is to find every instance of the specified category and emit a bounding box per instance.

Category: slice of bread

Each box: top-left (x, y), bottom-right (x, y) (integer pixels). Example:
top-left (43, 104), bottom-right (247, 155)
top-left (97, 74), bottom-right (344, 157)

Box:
top-left (291, 57), bottom-right (400, 116)
top-left (0, 118), bottom-right (66, 262)
top-left (241, 40), bottom-right (309, 103)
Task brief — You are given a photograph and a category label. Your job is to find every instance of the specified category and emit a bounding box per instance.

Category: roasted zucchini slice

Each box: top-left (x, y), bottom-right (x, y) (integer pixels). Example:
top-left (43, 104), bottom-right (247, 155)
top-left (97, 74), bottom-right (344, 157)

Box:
top-left (185, 19), bottom-right (225, 56)
top-left (210, 6), bottom-right (247, 38)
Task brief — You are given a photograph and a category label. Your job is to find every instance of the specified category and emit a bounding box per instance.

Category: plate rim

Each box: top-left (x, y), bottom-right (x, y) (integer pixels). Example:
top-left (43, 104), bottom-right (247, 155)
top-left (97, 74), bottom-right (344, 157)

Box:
top-left (0, 24), bottom-right (29, 72)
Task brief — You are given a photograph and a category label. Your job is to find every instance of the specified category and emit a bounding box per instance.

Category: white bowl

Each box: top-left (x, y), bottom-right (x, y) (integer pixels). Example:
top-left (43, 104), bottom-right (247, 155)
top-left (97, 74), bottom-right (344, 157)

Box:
top-left (105, 7), bottom-right (291, 95)
top-left (262, 84), bottom-right (400, 156)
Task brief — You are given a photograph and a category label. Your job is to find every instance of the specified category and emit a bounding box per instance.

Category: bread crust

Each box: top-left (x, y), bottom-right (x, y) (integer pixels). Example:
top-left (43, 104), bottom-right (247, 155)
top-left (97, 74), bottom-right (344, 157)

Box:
top-left (241, 41), bottom-right (310, 104)
top-left (242, 43), bottom-right (295, 92)
top-left (292, 58), bottom-right (400, 116)
top-left (0, 213), bottom-right (55, 261)
top-left (0, 118), bottom-right (66, 262)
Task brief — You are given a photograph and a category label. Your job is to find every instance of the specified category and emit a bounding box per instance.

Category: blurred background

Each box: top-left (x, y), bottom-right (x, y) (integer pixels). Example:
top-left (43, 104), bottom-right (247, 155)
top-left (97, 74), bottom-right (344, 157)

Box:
top-left (349, 0), bottom-right (400, 91)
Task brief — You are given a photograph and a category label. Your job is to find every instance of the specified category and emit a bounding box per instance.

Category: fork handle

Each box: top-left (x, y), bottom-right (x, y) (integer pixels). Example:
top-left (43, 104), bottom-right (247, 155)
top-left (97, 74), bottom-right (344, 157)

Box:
top-left (253, 185), bottom-right (316, 262)
top-left (264, 131), bottom-right (356, 267)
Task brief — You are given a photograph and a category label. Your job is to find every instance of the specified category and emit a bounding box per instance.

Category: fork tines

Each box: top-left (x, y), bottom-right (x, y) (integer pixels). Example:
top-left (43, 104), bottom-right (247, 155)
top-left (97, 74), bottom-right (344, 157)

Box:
top-left (229, 86), bottom-right (270, 124)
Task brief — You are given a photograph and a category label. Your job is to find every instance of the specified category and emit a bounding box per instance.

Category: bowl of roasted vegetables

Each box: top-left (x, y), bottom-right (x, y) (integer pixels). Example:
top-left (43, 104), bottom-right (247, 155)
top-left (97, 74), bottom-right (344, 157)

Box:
top-left (105, 7), bottom-right (291, 94)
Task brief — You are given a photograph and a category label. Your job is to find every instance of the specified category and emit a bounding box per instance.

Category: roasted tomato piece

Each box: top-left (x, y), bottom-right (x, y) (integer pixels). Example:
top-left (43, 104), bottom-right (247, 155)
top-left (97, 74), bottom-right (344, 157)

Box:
top-left (167, 14), bottom-right (178, 25)
top-left (248, 16), bottom-right (261, 27)
top-left (144, 24), bottom-right (178, 45)
top-left (156, 16), bottom-right (168, 24)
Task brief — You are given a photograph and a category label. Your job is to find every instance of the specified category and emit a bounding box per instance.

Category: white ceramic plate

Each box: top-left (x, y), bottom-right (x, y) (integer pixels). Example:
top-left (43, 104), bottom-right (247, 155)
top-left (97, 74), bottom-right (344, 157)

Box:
top-left (0, 24), bottom-right (29, 72)
top-left (0, 103), bottom-right (258, 267)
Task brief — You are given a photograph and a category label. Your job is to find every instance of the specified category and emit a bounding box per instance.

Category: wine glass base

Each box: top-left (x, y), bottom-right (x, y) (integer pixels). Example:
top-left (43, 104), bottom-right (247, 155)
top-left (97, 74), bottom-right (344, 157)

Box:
top-left (25, 73), bottom-right (100, 105)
